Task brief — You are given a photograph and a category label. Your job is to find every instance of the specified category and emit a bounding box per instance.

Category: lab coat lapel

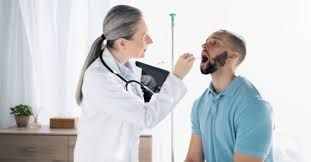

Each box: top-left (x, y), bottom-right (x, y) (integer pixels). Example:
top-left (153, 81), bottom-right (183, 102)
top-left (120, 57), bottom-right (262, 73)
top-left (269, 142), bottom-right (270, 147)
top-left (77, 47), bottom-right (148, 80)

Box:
top-left (132, 62), bottom-right (144, 98)
top-left (132, 63), bottom-right (142, 82)
top-left (102, 49), bottom-right (142, 81)
top-left (102, 48), bottom-right (144, 98)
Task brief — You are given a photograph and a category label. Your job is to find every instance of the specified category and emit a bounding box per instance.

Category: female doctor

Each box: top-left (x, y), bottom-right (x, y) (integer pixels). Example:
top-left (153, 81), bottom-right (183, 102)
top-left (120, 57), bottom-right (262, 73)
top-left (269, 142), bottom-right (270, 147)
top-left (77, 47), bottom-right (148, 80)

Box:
top-left (74, 5), bottom-right (195, 162)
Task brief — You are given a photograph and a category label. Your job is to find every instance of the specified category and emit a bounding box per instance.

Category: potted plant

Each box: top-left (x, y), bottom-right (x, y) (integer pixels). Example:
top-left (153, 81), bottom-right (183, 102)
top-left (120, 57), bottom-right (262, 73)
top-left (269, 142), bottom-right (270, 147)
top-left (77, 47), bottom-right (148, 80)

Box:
top-left (10, 104), bottom-right (33, 127)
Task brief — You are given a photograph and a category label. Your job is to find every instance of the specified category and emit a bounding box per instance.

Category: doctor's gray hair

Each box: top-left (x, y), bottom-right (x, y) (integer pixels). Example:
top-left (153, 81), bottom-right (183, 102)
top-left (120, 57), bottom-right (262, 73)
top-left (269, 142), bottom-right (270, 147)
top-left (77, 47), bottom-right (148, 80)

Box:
top-left (76, 5), bottom-right (143, 105)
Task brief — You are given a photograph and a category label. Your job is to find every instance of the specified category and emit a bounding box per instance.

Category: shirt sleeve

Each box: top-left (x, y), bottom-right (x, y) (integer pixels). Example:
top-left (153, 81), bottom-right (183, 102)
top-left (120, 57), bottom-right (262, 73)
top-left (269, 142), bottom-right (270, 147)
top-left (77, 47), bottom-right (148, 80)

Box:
top-left (234, 99), bottom-right (274, 158)
top-left (191, 100), bottom-right (201, 135)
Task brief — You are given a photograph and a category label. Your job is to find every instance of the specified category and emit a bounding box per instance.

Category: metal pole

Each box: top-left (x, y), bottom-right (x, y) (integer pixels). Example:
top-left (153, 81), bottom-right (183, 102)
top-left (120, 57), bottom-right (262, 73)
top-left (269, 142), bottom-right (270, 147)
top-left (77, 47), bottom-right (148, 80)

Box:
top-left (169, 13), bottom-right (176, 162)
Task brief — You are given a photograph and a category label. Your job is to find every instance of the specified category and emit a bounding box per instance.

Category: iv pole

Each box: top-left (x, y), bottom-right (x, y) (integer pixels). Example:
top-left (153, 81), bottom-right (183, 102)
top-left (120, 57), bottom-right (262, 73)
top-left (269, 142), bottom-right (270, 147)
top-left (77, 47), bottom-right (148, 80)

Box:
top-left (169, 13), bottom-right (176, 162)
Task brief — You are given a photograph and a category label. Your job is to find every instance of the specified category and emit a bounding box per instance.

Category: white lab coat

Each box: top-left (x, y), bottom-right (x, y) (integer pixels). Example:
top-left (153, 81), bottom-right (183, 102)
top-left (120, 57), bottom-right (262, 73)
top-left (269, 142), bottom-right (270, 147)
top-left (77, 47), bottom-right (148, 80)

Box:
top-left (74, 49), bottom-right (187, 162)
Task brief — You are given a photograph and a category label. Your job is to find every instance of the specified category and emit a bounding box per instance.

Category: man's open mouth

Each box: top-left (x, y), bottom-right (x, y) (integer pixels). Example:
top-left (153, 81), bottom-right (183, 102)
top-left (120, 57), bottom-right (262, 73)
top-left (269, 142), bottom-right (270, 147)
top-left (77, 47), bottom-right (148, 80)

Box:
top-left (201, 55), bottom-right (209, 63)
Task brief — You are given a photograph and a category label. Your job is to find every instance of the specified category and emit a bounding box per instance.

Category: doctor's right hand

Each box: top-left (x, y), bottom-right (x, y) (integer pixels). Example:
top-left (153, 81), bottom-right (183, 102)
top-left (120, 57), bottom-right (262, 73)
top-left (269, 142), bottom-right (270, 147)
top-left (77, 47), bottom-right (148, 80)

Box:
top-left (173, 53), bottom-right (195, 80)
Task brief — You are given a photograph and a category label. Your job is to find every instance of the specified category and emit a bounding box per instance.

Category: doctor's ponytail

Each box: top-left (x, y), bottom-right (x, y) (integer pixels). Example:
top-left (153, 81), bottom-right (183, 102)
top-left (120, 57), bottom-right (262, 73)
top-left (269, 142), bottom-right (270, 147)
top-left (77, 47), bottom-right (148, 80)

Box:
top-left (75, 5), bottom-right (142, 105)
top-left (75, 35), bottom-right (105, 105)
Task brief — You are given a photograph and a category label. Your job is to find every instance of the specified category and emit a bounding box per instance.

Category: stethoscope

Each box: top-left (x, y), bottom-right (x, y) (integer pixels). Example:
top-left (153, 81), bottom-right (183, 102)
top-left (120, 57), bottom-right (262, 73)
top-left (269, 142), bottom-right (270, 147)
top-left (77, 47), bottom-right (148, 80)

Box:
top-left (98, 49), bottom-right (154, 95)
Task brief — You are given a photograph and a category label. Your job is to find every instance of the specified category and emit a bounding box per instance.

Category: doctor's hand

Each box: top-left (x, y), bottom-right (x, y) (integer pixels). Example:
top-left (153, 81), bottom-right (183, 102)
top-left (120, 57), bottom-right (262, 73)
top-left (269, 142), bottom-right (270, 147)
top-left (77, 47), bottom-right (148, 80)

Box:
top-left (173, 53), bottom-right (195, 80)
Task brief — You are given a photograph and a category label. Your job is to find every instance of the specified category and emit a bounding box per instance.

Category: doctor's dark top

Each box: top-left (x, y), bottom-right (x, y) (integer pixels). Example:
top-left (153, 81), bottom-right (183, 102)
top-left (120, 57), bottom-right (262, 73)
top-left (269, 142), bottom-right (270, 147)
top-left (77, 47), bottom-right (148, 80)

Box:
top-left (191, 76), bottom-right (274, 162)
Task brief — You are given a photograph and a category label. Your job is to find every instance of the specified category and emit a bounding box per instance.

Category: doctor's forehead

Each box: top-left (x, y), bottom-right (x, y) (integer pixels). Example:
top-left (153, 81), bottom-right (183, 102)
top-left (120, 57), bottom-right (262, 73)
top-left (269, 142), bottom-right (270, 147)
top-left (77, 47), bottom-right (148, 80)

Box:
top-left (136, 19), bottom-right (148, 35)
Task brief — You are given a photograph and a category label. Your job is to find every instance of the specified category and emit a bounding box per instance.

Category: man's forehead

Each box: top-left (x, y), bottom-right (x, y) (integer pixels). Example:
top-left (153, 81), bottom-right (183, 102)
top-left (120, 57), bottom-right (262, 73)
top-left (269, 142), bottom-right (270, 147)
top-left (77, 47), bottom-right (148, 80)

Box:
top-left (206, 32), bottom-right (228, 42)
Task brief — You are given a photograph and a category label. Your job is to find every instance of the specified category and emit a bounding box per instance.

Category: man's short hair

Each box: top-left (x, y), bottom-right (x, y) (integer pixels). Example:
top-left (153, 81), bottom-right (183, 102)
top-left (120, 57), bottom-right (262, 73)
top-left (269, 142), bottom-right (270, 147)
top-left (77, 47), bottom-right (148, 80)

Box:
top-left (217, 30), bottom-right (246, 65)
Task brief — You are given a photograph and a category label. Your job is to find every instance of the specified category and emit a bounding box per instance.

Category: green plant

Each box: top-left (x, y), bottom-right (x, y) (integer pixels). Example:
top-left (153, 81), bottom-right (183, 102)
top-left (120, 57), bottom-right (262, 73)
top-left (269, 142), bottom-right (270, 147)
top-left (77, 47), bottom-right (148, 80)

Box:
top-left (10, 104), bottom-right (33, 116)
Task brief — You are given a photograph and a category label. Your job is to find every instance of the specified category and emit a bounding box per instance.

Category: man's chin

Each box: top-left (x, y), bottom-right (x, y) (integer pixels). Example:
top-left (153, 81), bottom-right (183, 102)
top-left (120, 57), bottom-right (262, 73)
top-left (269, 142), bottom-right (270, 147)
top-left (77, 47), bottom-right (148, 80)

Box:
top-left (200, 63), bottom-right (208, 74)
top-left (200, 69), bottom-right (211, 75)
top-left (200, 63), bottom-right (215, 75)
top-left (200, 67), bottom-right (211, 75)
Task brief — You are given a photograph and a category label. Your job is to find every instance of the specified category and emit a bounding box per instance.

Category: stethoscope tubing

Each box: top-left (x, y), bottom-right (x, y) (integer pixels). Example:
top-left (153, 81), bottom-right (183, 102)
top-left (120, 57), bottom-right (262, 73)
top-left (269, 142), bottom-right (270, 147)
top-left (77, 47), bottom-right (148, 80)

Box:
top-left (99, 51), bottom-right (154, 95)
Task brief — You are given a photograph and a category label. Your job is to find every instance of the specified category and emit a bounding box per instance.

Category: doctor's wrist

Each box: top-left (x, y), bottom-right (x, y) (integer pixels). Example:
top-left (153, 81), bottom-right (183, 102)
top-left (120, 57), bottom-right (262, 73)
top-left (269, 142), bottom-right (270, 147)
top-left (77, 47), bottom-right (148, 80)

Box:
top-left (172, 72), bottom-right (184, 80)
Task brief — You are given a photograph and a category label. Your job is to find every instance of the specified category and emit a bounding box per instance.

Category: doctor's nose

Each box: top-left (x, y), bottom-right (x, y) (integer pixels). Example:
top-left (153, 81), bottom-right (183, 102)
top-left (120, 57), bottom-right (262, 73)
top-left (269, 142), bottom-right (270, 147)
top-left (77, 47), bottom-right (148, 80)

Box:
top-left (146, 35), bottom-right (153, 44)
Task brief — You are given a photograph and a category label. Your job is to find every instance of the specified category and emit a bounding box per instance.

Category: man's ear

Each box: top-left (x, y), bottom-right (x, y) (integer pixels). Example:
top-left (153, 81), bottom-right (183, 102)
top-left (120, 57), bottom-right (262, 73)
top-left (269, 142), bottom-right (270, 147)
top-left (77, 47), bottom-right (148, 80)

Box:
top-left (114, 38), bottom-right (127, 50)
top-left (227, 51), bottom-right (239, 60)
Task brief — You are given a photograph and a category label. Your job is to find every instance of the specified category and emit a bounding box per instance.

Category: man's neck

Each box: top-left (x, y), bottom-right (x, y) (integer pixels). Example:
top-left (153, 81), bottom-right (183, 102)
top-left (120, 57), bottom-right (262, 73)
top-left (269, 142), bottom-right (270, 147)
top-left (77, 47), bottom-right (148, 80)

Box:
top-left (211, 69), bottom-right (236, 94)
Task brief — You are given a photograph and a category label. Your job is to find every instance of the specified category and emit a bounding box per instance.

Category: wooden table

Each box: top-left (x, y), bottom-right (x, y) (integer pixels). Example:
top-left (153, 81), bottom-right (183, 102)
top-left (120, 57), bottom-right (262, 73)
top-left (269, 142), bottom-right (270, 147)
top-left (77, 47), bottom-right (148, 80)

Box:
top-left (0, 125), bottom-right (152, 162)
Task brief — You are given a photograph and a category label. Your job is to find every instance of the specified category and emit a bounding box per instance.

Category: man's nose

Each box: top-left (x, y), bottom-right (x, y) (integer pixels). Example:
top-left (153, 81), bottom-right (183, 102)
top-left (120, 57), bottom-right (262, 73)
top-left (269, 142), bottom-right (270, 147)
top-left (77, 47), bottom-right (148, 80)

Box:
top-left (202, 43), bottom-right (208, 50)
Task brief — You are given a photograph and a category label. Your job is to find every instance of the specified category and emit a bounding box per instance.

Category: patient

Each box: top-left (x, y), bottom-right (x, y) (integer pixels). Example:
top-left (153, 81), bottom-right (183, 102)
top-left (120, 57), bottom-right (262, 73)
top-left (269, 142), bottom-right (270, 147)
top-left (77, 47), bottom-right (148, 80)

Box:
top-left (185, 30), bottom-right (274, 162)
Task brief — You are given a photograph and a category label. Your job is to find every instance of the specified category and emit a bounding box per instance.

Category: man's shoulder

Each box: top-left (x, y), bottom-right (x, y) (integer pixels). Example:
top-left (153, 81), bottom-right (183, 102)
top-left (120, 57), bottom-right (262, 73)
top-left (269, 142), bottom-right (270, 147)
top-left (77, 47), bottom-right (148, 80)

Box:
top-left (235, 76), bottom-right (262, 99)
top-left (233, 77), bottom-right (272, 116)
top-left (237, 98), bottom-right (273, 122)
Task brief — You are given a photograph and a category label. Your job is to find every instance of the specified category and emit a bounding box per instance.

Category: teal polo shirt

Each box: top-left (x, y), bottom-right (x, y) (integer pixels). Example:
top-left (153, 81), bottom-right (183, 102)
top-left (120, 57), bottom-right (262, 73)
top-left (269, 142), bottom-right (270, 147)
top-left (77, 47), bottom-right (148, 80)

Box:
top-left (191, 76), bottom-right (274, 162)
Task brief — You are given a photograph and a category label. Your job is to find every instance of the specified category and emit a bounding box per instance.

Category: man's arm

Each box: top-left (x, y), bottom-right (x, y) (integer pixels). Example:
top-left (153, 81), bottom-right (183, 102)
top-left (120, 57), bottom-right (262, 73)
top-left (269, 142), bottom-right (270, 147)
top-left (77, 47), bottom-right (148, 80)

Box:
top-left (234, 153), bottom-right (264, 162)
top-left (234, 100), bottom-right (273, 162)
top-left (184, 134), bottom-right (204, 162)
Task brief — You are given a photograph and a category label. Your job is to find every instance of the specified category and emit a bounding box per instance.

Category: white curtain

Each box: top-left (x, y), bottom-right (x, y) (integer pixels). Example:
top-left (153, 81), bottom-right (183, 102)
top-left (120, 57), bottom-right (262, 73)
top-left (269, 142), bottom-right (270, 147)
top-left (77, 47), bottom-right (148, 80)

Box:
top-left (0, 0), bottom-right (36, 128)
top-left (0, 0), bottom-right (88, 127)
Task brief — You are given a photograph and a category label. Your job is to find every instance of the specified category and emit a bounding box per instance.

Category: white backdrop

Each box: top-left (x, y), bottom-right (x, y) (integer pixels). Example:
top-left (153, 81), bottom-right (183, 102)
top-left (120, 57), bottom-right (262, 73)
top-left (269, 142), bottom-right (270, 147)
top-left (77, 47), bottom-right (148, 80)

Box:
top-left (132, 0), bottom-right (311, 161)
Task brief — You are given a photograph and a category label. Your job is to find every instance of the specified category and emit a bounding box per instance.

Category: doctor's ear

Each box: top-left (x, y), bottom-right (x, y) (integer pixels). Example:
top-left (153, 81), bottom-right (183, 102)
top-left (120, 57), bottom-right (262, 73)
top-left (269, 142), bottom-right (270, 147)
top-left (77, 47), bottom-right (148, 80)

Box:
top-left (114, 38), bottom-right (128, 50)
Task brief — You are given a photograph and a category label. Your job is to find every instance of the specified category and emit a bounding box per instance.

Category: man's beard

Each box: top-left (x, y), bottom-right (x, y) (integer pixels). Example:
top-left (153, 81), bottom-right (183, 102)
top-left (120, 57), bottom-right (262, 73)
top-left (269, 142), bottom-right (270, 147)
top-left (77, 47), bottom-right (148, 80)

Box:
top-left (200, 51), bottom-right (228, 74)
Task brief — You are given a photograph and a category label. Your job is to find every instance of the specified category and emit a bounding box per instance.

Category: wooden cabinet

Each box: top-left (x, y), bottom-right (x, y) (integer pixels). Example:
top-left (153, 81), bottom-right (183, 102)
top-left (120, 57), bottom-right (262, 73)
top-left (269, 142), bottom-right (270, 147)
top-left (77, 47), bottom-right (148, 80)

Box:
top-left (68, 136), bottom-right (76, 162)
top-left (0, 135), bottom-right (68, 161)
top-left (0, 126), bottom-right (152, 162)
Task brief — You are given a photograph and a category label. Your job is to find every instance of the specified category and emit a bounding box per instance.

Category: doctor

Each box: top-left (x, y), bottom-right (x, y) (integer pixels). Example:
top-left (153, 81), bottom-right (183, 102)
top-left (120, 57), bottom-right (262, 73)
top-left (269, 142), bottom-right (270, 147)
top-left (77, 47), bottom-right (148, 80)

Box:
top-left (74, 5), bottom-right (195, 162)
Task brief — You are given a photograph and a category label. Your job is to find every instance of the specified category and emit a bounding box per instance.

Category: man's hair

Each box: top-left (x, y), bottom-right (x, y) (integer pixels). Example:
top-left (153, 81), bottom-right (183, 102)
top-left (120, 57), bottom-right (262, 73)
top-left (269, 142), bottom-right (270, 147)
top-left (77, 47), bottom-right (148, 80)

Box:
top-left (218, 30), bottom-right (246, 65)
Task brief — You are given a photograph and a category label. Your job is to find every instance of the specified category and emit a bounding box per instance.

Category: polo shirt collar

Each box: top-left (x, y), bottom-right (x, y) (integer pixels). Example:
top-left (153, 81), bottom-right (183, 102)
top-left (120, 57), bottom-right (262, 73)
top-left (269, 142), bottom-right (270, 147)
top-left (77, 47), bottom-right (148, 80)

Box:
top-left (207, 76), bottom-right (243, 97)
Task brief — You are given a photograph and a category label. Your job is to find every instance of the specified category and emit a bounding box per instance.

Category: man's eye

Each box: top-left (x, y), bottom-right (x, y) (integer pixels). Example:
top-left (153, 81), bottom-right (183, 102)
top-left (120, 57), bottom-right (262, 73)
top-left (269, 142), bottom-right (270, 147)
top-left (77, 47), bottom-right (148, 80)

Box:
top-left (215, 41), bottom-right (221, 46)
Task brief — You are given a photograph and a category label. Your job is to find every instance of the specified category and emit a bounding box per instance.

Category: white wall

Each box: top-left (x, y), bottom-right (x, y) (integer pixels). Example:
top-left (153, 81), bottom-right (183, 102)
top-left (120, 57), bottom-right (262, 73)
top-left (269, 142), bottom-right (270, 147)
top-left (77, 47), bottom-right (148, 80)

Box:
top-left (132, 0), bottom-right (311, 161)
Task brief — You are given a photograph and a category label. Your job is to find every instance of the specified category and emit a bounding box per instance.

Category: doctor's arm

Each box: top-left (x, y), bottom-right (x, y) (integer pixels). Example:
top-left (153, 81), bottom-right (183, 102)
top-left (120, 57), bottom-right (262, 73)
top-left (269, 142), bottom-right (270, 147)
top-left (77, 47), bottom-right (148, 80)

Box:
top-left (84, 54), bottom-right (194, 128)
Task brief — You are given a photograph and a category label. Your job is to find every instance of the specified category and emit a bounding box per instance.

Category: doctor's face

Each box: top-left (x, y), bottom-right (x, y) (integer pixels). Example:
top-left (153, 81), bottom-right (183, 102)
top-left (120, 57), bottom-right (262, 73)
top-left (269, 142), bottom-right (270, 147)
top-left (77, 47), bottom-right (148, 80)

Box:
top-left (126, 19), bottom-right (153, 58)
top-left (200, 32), bottom-right (231, 74)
